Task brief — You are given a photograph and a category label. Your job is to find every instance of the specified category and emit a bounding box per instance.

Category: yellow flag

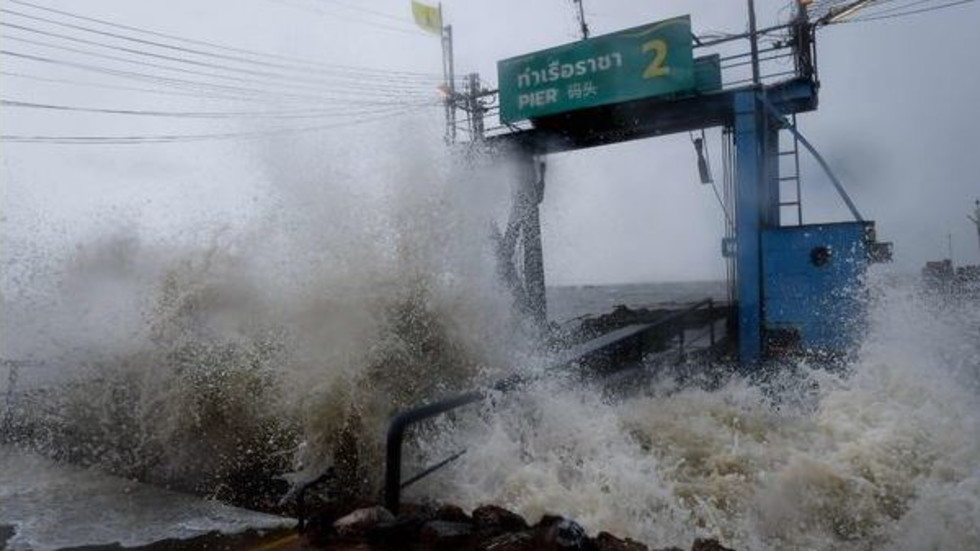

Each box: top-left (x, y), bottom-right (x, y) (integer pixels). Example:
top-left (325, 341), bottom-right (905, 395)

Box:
top-left (411, 0), bottom-right (441, 35)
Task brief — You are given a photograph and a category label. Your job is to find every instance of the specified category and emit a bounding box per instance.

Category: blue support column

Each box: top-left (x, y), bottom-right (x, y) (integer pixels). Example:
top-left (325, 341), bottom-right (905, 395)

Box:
top-left (764, 123), bottom-right (781, 228)
top-left (733, 90), bottom-right (765, 364)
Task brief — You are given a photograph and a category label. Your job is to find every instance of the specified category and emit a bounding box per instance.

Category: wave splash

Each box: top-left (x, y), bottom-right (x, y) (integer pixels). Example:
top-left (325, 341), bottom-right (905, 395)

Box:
top-left (1, 128), bottom-right (531, 509)
top-left (3, 123), bottom-right (978, 549)
top-left (421, 274), bottom-right (980, 550)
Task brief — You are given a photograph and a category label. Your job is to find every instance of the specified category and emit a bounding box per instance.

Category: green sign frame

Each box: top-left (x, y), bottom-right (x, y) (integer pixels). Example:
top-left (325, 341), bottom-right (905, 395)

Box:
top-left (498, 15), bottom-right (695, 123)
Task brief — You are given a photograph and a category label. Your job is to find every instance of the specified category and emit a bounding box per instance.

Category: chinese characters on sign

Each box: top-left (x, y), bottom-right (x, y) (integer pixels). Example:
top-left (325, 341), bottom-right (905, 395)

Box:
top-left (497, 15), bottom-right (696, 123)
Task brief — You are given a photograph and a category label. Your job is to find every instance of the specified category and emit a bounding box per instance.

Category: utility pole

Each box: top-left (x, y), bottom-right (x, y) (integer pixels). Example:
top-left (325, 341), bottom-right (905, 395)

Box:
top-left (747, 0), bottom-right (761, 85)
top-left (792, 0), bottom-right (815, 80)
top-left (439, 3), bottom-right (456, 143)
top-left (573, 0), bottom-right (589, 40)
top-left (466, 73), bottom-right (485, 141)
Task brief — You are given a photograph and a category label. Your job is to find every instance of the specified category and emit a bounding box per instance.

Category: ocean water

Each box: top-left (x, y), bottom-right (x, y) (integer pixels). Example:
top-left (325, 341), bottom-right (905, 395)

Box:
top-left (3, 126), bottom-right (979, 550)
top-left (547, 280), bottom-right (728, 323)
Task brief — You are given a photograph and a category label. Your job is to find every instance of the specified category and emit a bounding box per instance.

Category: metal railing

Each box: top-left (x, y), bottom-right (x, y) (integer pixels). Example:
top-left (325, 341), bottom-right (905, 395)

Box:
top-left (474, 18), bottom-right (818, 139)
top-left (694, 19), bottom-right (818, 89)
top-left (382, 298), bottom-right (723, 514)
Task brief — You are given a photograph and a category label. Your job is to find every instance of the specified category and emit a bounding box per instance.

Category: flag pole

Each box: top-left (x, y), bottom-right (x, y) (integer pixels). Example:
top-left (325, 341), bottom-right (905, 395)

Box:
top-left (439, 3), bottom-right (456, 143)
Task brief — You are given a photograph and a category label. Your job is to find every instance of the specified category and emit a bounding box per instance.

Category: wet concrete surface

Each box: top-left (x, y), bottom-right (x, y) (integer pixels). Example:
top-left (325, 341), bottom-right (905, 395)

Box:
top-left (0, 447), bottom-right (294, 551)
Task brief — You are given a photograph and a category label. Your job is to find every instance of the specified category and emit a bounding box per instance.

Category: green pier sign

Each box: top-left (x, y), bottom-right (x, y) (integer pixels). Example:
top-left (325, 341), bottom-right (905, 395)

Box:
top-left (498, 15), bottom-right (696, 123)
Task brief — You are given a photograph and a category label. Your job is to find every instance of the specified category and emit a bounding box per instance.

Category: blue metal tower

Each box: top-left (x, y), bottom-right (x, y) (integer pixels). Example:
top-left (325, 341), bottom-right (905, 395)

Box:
top-left (479, 9), bottom-right (890, 365)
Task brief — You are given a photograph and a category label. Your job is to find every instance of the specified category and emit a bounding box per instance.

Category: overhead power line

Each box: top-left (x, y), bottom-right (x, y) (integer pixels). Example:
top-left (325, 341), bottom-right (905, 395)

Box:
top-left (0, 10), bottom-right (445, 88)
top-left (0, 98), bottom-right (438, 119)
top-left (810, 0), bottom-right (977, 23)
top-left (0, 45), bottom-right (430, 110)
top-left (0, 26), bottom-right (443, 100)
top-left (0, 69), bottom-right (269, 102)
top-left (1, 49), bottom-right (326, 105)
top-left (314, 0), bottom-right (415, 24)
top-left (849, 0), bottom-right (934, 18)
top-left (259, 0), bottom-right (425, 37)
top-left (5, 0), bottom-right (441, 78)
top-left (0, 50), bottom-right (434, 107)
top-left (847, 0), bottom-right (977, 21)
top-left (1, 35), bottom-right (440, 106)
top-left (806, 0), bottom-right (896, 22)
top-left (1, 103), bottom-right (436, 144)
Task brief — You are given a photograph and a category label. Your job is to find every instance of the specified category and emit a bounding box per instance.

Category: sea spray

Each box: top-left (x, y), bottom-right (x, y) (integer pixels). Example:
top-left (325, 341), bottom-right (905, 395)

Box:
top-left (4, 115), bottom-right (977, 550)
top-left (1, 119), bottom-right (536, 508)
top-left (417, 270), bottom-right (980, 550)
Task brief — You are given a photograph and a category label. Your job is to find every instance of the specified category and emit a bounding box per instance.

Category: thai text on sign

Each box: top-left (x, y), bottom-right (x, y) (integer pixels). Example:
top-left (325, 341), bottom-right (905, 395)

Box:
top-left (497, 15), bottom-right (695, 123)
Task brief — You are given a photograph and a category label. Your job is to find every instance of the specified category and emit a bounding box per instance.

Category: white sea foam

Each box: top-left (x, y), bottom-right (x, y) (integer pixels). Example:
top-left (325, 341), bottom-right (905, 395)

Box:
top-left (415, 271), bottom-right (980, 550)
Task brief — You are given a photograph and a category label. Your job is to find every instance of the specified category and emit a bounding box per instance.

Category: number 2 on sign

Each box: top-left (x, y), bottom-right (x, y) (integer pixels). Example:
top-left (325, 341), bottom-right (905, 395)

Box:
top-left (642, 39), bottom-right (669, 78)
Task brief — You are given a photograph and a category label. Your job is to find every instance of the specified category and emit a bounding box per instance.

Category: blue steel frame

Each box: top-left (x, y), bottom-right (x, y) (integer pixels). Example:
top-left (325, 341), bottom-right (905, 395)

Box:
top-left (734, 89), bottom-right (782, 364)
top-left (489, 78), bottom-right (830, 365)
top-left (732, 87), bottom-right (873, 366)
top-left (761, 221), bottom-right (873, 353)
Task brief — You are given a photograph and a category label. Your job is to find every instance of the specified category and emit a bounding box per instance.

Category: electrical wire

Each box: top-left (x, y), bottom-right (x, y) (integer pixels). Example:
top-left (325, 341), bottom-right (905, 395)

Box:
top-left (0, 50), bottom-right (436, 107)
top-left (0, 98), bottom-right (438, 119)
top-left (0, 69), bottom-right (267, 103)
top-left (690, 129), bottom-right (733, 227)
top-left (1, 103), bottom-right (436, 144)
top-left (313, 0), bottom-right (416, 25)
top-left (0, 13), bottom-right (445, 91)
top-left (0, 34), bottom-right (439, 101)
top-left (847, 0), bottom-right (934, 17)
top-left (846, 0), bottom-right (977, 21)
top-left (808, 0), bottom-right (975, 23)
top-left (806, 0), bottom-right (889, 22)
top-left (5, 0), bottom-right (443, 78)
top-left (0, 3), bottom-right (449, 148)
top-left (259, 0), bottom-right (427, 37)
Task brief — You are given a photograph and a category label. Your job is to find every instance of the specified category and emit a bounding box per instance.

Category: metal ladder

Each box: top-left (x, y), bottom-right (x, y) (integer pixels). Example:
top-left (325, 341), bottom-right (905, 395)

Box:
top-left (777, 114), bottom-right (804, 226)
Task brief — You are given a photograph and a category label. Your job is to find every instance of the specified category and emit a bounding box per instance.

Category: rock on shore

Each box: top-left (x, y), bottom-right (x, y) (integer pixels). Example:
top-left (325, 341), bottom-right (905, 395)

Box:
top-left (313, 503), bottom-right (734, 551)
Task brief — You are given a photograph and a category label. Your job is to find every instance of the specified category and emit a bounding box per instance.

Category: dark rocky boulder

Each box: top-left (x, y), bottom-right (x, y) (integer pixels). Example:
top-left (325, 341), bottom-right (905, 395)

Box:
top-left (419, 520), bottom-right (476, 550)
top-left (594, 531), bottom-right (650, 551)
top-left (434, 503), bottom-right (473, 524)
top-left (333, 506), bottom-right (395, 539)
top-left (367, 515), bottom-right (430, 549)
top-left (691, 539), bottom-right (735, 551)
top-left (478, 530), bottom-right (537, 551)
top-left (304, 501), bottom-right (736, 551)
top-left (535, 515), bottom-right (595, 551)
top-left (472, 505), bottom-right (529, 538)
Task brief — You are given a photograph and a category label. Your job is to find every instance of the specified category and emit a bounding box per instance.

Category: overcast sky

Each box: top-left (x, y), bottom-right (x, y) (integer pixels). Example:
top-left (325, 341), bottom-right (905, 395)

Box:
top-left (2, 0), bottom-right (979, 287)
